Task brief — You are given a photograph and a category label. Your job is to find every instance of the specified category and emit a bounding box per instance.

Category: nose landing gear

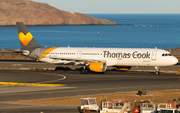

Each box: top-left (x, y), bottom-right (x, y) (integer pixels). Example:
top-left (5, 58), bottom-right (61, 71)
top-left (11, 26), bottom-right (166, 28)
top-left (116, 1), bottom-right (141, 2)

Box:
top-left (155, 66), bottom-right (160, 75)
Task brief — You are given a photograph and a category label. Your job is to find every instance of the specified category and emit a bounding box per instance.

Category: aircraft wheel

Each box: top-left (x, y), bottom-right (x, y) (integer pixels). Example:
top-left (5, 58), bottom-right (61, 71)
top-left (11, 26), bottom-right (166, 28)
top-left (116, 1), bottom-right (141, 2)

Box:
top-left (81, 69), bottom-right (85, 74)
top-left (155, 71), bottom-right (160, 75)
top-left (81, 69), bottom-right (88, 74)
top-left (85, 69), bottom-right (89, 74)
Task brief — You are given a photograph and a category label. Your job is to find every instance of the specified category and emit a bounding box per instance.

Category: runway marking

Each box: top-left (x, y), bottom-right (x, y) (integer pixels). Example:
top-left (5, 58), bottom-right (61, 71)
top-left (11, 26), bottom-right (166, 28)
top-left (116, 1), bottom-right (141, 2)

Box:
top-left (0, 82), bottom-right (66, 87)
top-left (37, 73), bottom-right (66, 84)
top-left (0, 105), bottom-right (46, 109)
top-left (0, 85), bottom-right (15, 87)
top-left (0, 71), bottom-right (66, 87)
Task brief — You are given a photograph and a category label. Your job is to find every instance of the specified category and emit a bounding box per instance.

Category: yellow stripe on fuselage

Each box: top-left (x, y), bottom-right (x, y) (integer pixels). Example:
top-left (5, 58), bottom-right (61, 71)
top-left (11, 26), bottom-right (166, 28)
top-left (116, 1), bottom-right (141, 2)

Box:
top-left (38, 47), bottom-right (58, 60)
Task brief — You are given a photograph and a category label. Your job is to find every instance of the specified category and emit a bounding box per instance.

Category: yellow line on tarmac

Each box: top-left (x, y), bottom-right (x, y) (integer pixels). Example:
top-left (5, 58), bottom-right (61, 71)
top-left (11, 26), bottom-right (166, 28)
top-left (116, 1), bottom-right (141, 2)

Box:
top-left (0, 85), bottom-right (15, 87)
top-left (0, 82), bottom-right (66, 87)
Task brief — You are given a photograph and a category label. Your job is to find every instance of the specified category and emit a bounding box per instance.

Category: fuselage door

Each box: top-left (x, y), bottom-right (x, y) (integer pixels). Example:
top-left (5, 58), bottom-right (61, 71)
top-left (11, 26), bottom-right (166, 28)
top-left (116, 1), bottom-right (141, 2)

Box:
top-left (151, 50), bottom-right (157, 60)
top-left (77, 51), bottom-right (81, 58)
top-left (118, 51), bottom-right (122, 60)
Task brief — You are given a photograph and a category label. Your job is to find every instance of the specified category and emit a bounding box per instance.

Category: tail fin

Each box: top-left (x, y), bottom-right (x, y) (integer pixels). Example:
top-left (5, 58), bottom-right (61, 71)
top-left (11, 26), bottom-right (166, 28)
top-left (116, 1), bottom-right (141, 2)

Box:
top-left (16, 22), bottom-right (41, 49)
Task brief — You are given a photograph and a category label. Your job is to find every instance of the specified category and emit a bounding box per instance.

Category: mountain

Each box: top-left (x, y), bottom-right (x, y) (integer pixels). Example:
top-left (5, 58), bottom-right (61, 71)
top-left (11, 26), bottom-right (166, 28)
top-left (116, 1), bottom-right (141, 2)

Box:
top-left (0, 0), bottom-right (117, 25)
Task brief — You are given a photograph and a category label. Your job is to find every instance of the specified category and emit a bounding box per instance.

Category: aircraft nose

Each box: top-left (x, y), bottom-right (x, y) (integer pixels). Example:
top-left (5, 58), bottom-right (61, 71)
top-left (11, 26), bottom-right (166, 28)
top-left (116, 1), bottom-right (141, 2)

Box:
top-left (171, 57), bottom-right (178, 65)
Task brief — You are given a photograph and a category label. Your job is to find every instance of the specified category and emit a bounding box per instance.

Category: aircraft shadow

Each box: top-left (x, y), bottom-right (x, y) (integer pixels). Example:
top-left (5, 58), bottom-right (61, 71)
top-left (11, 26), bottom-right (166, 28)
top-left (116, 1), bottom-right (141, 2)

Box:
top-left (0, 59), bottom-right (36, 62)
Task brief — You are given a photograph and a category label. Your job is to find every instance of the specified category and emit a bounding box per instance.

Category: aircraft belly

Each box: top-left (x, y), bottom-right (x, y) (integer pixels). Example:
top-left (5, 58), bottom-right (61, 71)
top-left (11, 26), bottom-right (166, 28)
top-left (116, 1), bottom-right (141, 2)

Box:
top-left (116, 58), bottom-right (153, 66)
top-left (40, 58), bottom-right (69, 64)
top-left (105, 59), bottom-right (117, 66)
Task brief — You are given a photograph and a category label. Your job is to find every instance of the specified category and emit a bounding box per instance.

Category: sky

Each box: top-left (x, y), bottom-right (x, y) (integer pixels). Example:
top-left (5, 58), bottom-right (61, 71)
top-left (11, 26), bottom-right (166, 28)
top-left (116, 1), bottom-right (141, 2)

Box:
top-left (32, 0), bottom-right (180, 14)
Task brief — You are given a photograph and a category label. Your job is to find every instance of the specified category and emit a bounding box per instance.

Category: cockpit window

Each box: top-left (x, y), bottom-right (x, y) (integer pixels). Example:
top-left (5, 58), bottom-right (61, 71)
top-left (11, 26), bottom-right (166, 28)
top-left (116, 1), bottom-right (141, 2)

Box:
top-left (162, 53), bottom-right (172, 57)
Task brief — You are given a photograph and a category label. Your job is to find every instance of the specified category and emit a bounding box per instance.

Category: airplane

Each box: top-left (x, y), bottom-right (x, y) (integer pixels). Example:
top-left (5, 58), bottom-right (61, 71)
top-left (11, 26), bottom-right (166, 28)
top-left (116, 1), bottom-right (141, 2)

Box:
top-left (14, 22), bottom-right (178, 75)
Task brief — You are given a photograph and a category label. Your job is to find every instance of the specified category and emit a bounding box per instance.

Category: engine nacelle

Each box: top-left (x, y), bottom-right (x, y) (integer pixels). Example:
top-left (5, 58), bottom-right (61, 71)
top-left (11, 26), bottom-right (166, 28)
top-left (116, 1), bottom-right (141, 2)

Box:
top-left (14, 49), bottom-right (30, 56)
top-left (89, 62), bottom-right (107, 72)
top-left (116, 66), bottom-right (132, 71)
top-left (22, 50), bottom-right (30, 56)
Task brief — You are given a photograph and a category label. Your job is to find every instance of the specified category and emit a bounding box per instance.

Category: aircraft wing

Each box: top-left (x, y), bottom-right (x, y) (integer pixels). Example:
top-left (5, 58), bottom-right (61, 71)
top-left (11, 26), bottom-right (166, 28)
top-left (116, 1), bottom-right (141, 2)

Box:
top-left (49, 57), bottom-right (106, 62)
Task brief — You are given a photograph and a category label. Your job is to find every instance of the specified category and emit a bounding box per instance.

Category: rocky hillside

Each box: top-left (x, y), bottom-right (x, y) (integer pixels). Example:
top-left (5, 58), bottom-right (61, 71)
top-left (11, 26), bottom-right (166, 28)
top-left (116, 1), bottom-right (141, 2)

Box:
top-left (0, 0), bottom-right (117, 25)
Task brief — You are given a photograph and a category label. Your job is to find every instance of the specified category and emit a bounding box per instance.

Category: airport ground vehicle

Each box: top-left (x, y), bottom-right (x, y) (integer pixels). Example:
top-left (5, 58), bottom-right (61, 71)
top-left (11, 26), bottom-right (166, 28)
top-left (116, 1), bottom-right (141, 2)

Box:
top-left (140, 103), bottom-right (156, 113)
top-left (167, 99), bottom-right (178, 108)
top-left (100, 99), bottom-right (131, 113)
top-left (81, 97), bottom-right (99, 112)
top-left (157, 108), bottom-right (180, 113)
top-left (157, 103), bottom-right (180, 113)
top-left (133, 100), bottom-right (153, 113)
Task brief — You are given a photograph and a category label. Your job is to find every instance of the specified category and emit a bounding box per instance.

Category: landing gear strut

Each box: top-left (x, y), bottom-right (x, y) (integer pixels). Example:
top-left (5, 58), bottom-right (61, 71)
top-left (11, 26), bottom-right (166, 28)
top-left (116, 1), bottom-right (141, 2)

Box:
top-left (81, 66), bottom-right (89, 74)
top-left (155, 66), bottom-right (160, 75)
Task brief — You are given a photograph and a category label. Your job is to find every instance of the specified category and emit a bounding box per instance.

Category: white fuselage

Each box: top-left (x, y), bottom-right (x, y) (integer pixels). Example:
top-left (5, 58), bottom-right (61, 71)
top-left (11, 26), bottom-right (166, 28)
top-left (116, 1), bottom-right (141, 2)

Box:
top-left (38, 47), bottom-right (178, 67)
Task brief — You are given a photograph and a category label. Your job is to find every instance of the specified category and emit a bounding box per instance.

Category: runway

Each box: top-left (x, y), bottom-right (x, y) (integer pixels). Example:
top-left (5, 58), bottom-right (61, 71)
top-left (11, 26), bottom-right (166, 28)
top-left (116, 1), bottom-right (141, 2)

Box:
top-left (0, 103), bottom-right (79, 113)
top-left (0, 70), bottom-right (180, 102)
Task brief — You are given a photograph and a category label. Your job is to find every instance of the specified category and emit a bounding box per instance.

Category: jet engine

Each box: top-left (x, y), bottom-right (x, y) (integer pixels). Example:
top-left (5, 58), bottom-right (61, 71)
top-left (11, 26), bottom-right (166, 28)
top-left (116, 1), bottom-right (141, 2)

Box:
top-left (116, 66), bottom-right (132, 71)
top-left (14, 49), bottom-right (30, 56)
top-left (89, 62), bottom-right (107, 72)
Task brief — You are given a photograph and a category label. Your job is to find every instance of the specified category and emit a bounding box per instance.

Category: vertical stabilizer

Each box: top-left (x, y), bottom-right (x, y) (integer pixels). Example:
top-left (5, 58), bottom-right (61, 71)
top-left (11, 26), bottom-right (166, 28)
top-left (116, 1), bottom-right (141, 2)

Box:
top-left (16, 22), bottom-right (41, 49)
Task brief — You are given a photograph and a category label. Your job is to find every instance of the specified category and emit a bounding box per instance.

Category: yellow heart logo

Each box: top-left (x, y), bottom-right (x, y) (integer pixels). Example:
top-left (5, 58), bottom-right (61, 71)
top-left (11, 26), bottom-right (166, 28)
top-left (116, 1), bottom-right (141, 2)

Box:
top-left (19, 32), bottom-right (33, 46)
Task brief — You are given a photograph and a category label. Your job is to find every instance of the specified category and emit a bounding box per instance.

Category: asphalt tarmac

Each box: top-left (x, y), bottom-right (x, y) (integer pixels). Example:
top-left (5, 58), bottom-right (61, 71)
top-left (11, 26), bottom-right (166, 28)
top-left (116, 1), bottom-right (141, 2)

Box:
top-left (0, 70), bottom-right (180, 101)
top-left (0, 103), bottom-right (79, 113)
top-left (0, 59), bottom-right (180, 112)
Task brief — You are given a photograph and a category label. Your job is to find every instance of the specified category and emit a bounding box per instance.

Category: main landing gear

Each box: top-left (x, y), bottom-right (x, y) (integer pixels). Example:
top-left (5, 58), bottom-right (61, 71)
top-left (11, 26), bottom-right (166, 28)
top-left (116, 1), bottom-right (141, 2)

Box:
top-left (81, 66), bottom-right (89, 74)
top-left (155, 66), bottom-right (160, 75)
